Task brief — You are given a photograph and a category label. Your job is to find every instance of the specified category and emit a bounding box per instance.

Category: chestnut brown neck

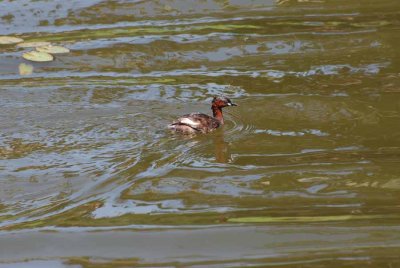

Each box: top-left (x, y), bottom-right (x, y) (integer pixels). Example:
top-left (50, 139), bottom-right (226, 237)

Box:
top-left (212, 105), bottom-right (224, 124)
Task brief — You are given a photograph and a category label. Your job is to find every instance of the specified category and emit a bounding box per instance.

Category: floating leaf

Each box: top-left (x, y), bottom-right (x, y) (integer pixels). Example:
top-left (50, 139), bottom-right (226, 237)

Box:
top-left (22, 51), bottom-right (54, 62)
top-left (17, 41), bottom-right (51, 48)
top-left (164, 4), bottom-right (172, 11)
top-left (36, 45), bottom-right (70, 54)
top-left (381, 179), bottom-right (400, 189)
top-left (0, 36), bottom-right (24, 45)
top-left (351, 21), bottom-right (390, 28)
top-left (18, 63), bottom-right (34, 75)
top-left (227, 214), bottom-right (386, 223)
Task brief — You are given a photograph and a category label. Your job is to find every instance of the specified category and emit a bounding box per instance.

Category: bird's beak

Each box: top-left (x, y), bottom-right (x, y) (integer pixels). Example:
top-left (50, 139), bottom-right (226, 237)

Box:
top-left (230, 103), bottom-right (238, 106)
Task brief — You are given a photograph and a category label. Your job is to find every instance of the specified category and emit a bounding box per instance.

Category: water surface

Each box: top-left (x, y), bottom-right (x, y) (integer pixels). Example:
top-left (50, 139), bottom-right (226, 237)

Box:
top-left (1, 0), bottom-right (400, 267)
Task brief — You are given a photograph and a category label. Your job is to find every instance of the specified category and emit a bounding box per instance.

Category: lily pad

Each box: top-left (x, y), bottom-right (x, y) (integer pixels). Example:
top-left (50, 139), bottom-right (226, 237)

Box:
top-left (227, 214), bottom-right (386, 223)
top-left (36, 45), bottom-right (70, 54)
top-left (0, 36), bottom-right (24, 45)
top-left (18, 63), bottom-right (34, 75)
top-left (17, 41), bottom-right (51, 48)
top-left (22, 51), bottom-right (54, 62)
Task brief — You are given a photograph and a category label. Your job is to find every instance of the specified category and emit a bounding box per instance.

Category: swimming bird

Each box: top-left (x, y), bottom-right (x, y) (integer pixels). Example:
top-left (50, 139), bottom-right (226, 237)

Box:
top-left (168, 96), bottom-right (237, 134)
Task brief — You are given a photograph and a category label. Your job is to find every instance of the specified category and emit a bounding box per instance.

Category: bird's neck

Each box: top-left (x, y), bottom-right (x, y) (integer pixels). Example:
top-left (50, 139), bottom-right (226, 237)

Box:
top-left (212, 106), bottom-right (224, 124)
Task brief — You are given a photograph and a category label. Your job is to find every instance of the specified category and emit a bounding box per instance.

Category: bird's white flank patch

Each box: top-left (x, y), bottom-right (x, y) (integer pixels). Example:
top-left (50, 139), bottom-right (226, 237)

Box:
top-left (180, 118), bottom-right (200, 126)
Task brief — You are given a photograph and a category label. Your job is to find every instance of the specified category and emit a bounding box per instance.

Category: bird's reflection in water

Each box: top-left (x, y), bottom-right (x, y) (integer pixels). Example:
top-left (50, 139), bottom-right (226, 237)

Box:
top-left (213, 131), bottom-right (231, 163)
top-left (168, 129), bottom-right (232, 163)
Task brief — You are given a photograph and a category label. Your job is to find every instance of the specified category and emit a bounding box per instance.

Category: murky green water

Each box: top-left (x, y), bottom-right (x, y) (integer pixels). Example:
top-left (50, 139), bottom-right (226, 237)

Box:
top-left (1, 0), bottom-right (400, 267)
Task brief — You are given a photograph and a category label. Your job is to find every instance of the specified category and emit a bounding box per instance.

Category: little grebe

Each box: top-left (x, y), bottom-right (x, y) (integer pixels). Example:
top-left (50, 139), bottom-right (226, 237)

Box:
top-left (168, 96), bottom-right (237, 134)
